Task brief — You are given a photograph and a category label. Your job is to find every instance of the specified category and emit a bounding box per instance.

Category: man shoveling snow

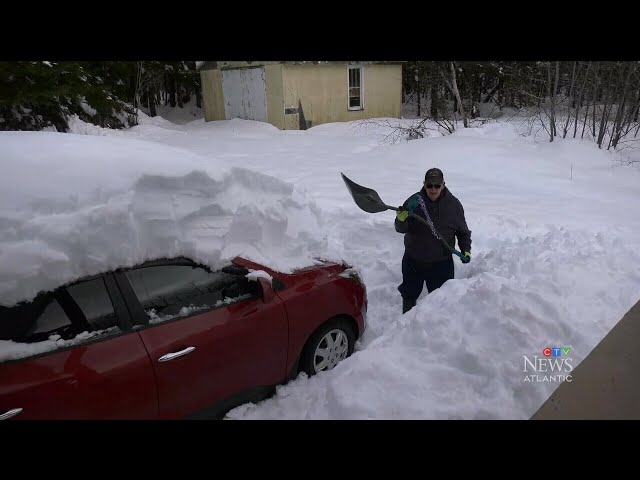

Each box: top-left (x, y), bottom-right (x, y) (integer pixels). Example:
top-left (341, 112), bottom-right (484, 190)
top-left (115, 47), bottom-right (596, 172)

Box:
top-left (394, 168), bottom-right (472, 314)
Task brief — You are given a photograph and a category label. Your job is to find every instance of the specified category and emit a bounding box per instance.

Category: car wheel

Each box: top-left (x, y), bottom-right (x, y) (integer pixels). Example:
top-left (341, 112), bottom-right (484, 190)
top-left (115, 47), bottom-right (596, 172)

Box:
top-left (300, 318), bottom-right (355, 376)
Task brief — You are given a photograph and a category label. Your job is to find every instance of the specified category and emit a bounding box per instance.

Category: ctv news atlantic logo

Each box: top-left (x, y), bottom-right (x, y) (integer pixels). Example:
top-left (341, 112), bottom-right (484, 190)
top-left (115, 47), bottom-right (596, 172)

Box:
top-left (522, 347), bottom-right (573, 383)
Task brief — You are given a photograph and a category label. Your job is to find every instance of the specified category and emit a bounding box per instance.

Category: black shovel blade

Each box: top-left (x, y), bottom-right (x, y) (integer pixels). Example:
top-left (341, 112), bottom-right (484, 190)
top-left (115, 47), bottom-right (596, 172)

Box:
top-left (341, 172), bottom-right (394, 213)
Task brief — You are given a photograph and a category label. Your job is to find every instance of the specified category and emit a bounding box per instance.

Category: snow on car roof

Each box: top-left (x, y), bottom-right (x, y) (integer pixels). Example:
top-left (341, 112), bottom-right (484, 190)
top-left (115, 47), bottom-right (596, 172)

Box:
top-left (0, 131), bottom-right (333, 307)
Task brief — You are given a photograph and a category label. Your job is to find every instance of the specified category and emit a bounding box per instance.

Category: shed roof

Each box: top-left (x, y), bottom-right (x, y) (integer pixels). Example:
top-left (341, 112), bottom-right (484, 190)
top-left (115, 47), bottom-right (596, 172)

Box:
top-left (198, 61), bottom-right (402, 71)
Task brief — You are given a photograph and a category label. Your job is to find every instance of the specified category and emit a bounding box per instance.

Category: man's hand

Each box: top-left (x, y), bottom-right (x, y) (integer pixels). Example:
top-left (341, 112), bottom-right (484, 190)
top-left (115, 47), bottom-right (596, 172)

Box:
top-left (461, 251), bottom-right (471, 264)
top-left (396, 209), bottom-right (409, 222)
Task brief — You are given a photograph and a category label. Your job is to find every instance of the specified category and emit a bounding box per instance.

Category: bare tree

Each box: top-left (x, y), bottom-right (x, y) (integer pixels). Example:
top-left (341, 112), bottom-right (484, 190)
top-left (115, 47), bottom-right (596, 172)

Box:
top-left (133, 62), bottom-right (166, 118)
top-left (596, 66), bottom-right (615, 148)
top-left (434, 116), bottom-right (457, 134)
top-left (609, 63), bottom-right (637, 149)
top-left (132, 61), bottom-right (144, 124)
top-left (545, 61), bottom-right (560, 142)
top-left (350, 117), bottom-right (438, 144)
top-left (440, 61), bottom-right (468, 128)
top-left (573, 61), bottom-right (591, 139)
top-left (561, 61), bottom-right (578, 139)
top-left (430, 83), bottom-right (439, 119)
top-left (483, 75), bottom-right (502, 103)
top-left (590, 63), bottom-right (601, 139)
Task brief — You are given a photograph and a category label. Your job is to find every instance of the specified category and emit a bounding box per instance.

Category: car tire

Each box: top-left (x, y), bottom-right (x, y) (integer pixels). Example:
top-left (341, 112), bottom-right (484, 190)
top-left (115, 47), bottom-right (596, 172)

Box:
top-left (300, 317), bottom-right (355, 377)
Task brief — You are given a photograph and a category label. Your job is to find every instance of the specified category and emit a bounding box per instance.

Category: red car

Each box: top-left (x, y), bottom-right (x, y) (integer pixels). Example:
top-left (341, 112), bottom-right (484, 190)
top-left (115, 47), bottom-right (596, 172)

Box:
top-left (0, 256), bottom-right (367, 420)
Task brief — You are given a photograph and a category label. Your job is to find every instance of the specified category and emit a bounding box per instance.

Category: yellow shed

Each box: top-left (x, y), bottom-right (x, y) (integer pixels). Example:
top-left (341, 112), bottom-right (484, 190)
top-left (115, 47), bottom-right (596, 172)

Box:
top-left (199, 61), bottom-right (403, 130)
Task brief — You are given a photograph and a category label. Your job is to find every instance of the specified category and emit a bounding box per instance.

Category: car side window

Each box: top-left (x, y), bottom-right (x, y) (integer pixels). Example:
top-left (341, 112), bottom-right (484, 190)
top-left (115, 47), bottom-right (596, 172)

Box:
top-left (27, 298), bottom-right (74, 342)
top-left (0, 277), bottom-right (119, 346)
top-left (67, 278), bottom-right (119, 331)
top-left (124, 264), bottom-right (256, 323)
top-left (0, 296), bottom-right (72, 343)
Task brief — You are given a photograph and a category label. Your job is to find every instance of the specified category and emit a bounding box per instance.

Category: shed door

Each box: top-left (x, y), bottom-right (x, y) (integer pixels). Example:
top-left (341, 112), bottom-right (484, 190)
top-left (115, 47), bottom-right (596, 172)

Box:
top-left (221, 67), bottom-right (267, 122)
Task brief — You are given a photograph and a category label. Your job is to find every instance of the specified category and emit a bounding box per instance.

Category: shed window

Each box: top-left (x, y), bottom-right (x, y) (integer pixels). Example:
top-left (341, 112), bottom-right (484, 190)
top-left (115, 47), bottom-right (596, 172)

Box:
top-left (348, 66), bottom-right (363, 110)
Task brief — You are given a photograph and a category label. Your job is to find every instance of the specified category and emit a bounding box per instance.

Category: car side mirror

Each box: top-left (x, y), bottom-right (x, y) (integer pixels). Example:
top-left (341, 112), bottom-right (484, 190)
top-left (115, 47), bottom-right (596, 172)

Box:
top-left (257, 277), bottom-right (276, 303)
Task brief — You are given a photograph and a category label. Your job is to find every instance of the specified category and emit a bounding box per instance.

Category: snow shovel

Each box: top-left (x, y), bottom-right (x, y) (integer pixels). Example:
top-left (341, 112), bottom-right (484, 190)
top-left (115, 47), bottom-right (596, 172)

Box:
top-left (340, 172), bottom-right (466, 260)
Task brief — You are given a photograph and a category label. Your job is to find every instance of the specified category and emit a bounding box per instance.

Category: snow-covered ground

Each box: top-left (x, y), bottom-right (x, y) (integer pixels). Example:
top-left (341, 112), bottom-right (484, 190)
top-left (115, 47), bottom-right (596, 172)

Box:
top-left (2, 108), bottom-right (639, 419)
top-left (139, 98), bottom-right (204, 125)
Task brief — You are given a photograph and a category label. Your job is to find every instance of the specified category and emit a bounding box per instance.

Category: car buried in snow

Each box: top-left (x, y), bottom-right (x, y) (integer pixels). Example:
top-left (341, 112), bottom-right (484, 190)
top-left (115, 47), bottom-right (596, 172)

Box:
top-left (0, 256), bottom-right (367, 420)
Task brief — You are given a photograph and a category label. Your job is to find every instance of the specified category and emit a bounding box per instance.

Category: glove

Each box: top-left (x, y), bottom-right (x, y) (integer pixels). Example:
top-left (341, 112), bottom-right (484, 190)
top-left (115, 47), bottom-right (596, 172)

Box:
top-left (396, 209), bottom-right (409, 222)
top-left (461, 251), bottom-right (471, 264)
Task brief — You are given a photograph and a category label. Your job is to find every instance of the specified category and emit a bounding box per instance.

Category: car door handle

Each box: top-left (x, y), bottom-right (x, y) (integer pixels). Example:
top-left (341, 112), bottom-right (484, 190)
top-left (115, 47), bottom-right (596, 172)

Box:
top-left (0, 408), bottom-right (23, 420)
top-left (158, 346), bottom-right (196, 362)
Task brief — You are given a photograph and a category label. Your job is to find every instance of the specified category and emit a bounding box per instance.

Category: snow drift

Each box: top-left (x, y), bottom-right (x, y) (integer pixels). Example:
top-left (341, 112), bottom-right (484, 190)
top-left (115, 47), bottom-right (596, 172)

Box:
top-left (0, 131), bottom-right (332, 307)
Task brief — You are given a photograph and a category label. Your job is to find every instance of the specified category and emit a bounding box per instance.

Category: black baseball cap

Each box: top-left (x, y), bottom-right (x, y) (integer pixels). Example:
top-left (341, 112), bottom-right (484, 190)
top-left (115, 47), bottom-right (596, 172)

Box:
top-left (425, 168), bottom-right (444, 183)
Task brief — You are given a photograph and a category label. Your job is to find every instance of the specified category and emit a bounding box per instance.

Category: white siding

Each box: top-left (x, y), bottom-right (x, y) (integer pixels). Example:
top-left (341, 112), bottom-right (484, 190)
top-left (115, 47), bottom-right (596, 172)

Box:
top-left (221, 67), bottom-right (267, 122)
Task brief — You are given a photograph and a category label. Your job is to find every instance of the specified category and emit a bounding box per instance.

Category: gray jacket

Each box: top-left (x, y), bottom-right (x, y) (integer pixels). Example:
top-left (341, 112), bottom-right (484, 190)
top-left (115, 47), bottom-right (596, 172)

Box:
top-left (394, 187), bottom-right (472, 266)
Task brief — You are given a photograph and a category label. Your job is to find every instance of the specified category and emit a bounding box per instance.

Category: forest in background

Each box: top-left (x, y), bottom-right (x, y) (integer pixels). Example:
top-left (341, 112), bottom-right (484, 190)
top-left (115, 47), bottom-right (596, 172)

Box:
top-left (0, 61), bottom-right (201, 132)
top-left (402, 61), bottom-right (640, 151)
top-left (1, 61), bottom-right (639, 152)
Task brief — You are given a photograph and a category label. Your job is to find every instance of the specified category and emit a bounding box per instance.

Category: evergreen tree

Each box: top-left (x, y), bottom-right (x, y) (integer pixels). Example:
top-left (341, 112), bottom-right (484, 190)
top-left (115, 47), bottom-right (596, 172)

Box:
top-left (0, 61), bottom-right (136, 132)
top-left (0, 60), bottom-right (202, 131)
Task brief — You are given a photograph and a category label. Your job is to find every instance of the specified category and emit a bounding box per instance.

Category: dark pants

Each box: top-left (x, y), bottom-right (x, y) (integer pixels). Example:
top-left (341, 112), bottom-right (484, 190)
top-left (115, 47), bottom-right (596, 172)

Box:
top-left (398, 253), bottom-right (454, 313)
